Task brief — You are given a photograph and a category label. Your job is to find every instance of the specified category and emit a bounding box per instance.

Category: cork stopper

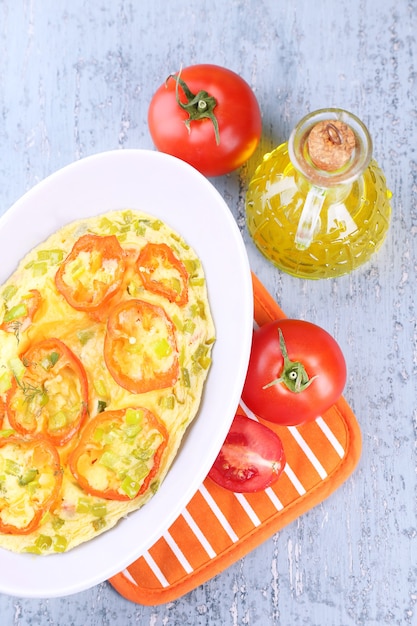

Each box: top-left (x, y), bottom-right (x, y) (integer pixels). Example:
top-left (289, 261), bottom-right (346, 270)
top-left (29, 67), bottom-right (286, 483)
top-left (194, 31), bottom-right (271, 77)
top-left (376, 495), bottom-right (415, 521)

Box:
top-left (307, 120), bottom-right (356, 171)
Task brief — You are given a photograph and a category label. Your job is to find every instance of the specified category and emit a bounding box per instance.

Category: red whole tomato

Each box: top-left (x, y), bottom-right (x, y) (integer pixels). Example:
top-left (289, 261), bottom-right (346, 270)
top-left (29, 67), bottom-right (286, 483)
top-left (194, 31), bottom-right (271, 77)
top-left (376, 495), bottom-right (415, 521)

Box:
top-left (148, 64), bottom-right (262, 177)
top-left (241, 319), bottom-right (347, 426)
top-left (208, 413), bottom-right (286, 493)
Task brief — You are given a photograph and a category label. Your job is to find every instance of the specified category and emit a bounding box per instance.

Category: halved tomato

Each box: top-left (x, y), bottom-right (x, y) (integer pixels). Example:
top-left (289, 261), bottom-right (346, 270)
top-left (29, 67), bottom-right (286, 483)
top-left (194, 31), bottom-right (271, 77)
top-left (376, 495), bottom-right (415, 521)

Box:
top-left (208, 413), bottom-right (286, 493)
top-left (6, 338), bottom-right (88, 446)
top-left (55, 234), bottom-right (126, 313)
top-left (136, 242), bottom-right (189, 307)
top-left (104, 299), bottom-right (179, 394)
top-left (69, 407), bottom-right (168, 500)
top-left (0, 435), bottom-right (62, 534)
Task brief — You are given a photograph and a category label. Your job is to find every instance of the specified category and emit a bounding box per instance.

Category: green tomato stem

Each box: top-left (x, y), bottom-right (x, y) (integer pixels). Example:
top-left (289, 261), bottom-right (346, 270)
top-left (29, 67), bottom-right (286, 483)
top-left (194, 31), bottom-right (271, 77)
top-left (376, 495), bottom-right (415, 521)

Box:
top-left (167, 71), bottom-right (220, 145)
top-left (262, 328), bottom-right (318, 393)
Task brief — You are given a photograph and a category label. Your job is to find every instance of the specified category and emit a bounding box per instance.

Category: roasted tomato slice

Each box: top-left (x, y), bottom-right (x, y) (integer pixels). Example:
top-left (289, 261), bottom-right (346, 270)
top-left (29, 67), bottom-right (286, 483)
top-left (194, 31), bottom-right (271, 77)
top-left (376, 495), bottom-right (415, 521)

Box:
top-left (69, 407), bottom-right (168, 500)
top-left (208, 414), bottom-right (286, 493)
top-left (0, 289), bottom-right (42, 334)
top-left (6, 338), bottom-right (88, 446)
top-left (55, 234), bottom-right (126, 313)
top-left (0, 435), bottom-right (62, 535)
top-left (104, 299), bottom-right (179, 394)
top-left (136, 242), bottom-right (189, 307)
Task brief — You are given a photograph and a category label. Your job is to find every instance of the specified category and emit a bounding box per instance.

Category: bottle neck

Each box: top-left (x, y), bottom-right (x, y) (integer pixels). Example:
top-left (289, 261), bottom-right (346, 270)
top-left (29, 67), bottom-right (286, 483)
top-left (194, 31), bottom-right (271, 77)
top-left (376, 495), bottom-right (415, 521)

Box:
top-left (288, 108), bottom-right (373, 189)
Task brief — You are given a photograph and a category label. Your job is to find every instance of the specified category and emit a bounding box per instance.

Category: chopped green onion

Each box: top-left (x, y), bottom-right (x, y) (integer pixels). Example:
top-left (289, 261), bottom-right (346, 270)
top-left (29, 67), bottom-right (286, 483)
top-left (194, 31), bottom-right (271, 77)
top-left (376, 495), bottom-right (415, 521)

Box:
top-left (134, 224), bottom-right (146, 237)
top-left (94, 379), bottom-right (108, 397)
top-left (133, 435), bottom-right (162, 461)
top-left (0, 429), bottom-right (14, 438)
top-left (76, 497), bottom-right (91, 514)
top-left (49, 411), bottom-right (67, 431)
top-left (9, 356), bottom-right (26, 380)
top-left (3, 303), bottom-right (28, 323)
top-left (134, 461), bottom-right (151, 479)
top-left (142, 432), bottom-right (162, 451)
top-left (122, 210), bottom-right (134, 223)
top-left (193, 344), bottom-right (208, 361)
top-left (100, 451), bottom-right (119, 470)
top-left (91, 502), bottom-right (107, 517)
top-left (125, 408), bottom-right (143, 426)
top-left (159, 394), bottom-right (175, 410)
top-left (179, 345), bottom-right (186, 367)
top-left (18, 469), bottom-right (38, 486)
top-left (123, 423), bottom-right (142, 438)
top-left (172, 314), bottom-right (183, 331)
top-left (189, 277), bottom-right (205, 287)
top-left (77, 329), bottom-right (95, 345)
top-left (27, 480), bottom-right (40, 495)
top-left (0, 372), bottom-right (12, 394)
top-left (70, 260), bottom-right (85, 279)
top-left (190, 301), bottom-right (207, 318)
top-left (23, 545), bottom-right (42, 555)
top-left (35, 534), bottom-right (52, 551)
top-left (92, 517), bottom-right (106, 531)
top-left (53, 535), bottom-right (68, 552)
top-left (2, 285), bottom-right (17, 302)
top-left (99, 217), bottom-right (115, 232)
top-left (40, 351), bottom-right (59, 371)
top-left (183, 319), bottom-right (196, 334)
top-left (31, 262), bottom-right (48, 276)
top-left (49, 352), bottom-right (60, 366)
top-left (199, 356), bottom-right (211, 369)
top-left (193, 344), bottom-right (211, 369)
top-left (5, 459), bottom-right (20, 476)
top-left (171, 277), bottom-right (182, 294)
top-left (120, 476), bottom-right (141, 499)
top-left (37, 249), bottom-right (64, 264)
top-left (51, 516), bottom-right (65, 530)
top-left (150, 219), bottom-right (163, 231)
top-left (153, 338), bottom-right (172, 358)
top-left (183, 259), bottom-right (199, 274)
top-left (191, 362), bottom-right (201, 375)
top-left (182, 367), bottom-right (191, 388)
top-left (196, 300), bottom-right (207, 319)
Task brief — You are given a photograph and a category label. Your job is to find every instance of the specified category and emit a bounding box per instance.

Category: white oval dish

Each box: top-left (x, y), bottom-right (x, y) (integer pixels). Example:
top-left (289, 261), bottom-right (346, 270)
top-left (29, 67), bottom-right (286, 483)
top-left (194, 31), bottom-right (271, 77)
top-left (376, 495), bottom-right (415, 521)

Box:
top-left (0, 149), bottom-right (253, 598)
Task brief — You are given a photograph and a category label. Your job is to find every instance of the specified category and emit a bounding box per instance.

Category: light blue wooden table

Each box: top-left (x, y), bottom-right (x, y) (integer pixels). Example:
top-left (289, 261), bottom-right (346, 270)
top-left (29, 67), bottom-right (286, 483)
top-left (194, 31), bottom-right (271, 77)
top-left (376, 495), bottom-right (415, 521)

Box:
top-left (0, 1), bottom-right (416, 624)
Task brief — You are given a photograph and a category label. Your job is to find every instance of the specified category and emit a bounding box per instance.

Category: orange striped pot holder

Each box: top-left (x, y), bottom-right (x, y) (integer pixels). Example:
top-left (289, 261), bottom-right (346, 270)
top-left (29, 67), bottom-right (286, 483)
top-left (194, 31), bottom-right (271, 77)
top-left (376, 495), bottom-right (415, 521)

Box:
top-left (109, 272), bottom-right (362, 605)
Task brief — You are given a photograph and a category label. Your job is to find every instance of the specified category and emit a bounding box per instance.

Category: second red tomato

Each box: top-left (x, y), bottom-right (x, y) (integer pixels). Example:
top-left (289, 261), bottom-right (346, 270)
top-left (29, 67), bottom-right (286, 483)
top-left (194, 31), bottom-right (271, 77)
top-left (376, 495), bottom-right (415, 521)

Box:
top-left (148, 64), bottom-right (262, 177)
top-left (241, 319), bottom-right (347, 426)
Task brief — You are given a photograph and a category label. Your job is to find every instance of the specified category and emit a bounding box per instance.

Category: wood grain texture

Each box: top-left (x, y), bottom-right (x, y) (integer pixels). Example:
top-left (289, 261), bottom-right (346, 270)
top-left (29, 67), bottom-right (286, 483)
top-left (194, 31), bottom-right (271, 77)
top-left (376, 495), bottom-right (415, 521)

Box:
top-left (0, 0), bottom-right (416, 624)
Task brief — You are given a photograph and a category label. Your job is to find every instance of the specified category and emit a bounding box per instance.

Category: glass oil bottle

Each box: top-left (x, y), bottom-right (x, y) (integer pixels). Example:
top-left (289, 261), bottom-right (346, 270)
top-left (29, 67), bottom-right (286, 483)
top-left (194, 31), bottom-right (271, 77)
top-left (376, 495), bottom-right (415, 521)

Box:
top-left (245, 108), bottom-right (392, 279)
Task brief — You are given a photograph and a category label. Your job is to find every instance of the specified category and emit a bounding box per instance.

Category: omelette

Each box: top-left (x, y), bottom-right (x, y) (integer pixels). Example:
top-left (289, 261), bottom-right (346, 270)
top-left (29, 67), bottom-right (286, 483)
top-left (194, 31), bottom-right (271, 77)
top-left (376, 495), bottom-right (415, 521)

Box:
top-left (0, 209), bottom-right (215, 555)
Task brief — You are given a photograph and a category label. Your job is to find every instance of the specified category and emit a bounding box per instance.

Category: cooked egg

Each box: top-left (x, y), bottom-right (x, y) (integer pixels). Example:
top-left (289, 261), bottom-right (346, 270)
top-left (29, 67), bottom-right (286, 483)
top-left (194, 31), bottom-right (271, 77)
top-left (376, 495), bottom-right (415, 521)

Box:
top-left (0, 209), bottom-right (215, 554)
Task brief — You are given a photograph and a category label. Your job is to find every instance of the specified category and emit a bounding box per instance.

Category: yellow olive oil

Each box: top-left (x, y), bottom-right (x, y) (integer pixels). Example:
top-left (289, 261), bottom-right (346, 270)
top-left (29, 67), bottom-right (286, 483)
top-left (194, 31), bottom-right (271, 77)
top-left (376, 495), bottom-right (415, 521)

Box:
top-left (246, 110), bottom-right (392, 279)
